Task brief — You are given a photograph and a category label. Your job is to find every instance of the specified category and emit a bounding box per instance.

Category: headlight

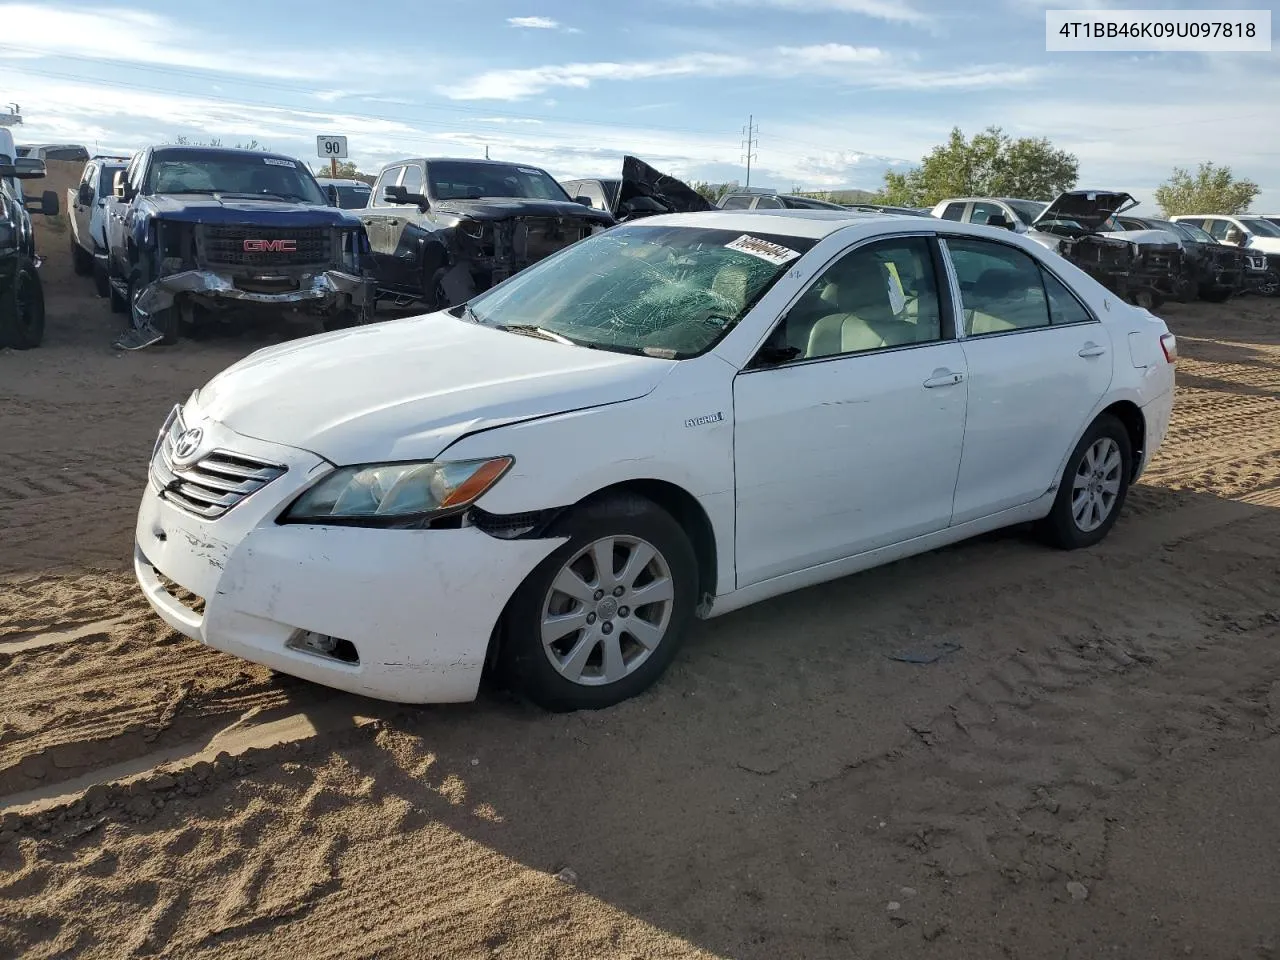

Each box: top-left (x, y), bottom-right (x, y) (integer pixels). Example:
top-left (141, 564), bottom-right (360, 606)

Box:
top-left (282, 457), bottom-right (513, 526)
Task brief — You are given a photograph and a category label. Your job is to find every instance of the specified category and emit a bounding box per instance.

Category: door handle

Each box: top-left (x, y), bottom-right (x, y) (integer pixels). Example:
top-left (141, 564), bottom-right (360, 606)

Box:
top-left (923, 370), bottom-right (965, 388)
top-left (387, 220), bottom-right (400, 226)
top-left (1078, 343), bottom-right (1107, 358)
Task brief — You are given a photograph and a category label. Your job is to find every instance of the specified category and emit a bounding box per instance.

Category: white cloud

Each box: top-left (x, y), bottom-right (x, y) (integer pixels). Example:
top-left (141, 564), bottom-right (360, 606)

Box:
top-left (444, 46), bottom-right (1041, 100)
top-left (474, 116), bottom-right (545, 125)
top-left (508, 16), bottom-right (560, 29)
top-left (687, 0), bottom-right (930, 26)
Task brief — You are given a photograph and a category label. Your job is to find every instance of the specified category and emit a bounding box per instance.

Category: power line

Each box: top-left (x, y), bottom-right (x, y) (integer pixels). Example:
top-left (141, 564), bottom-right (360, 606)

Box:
top-left (741, 114), bottom-right (759, 188)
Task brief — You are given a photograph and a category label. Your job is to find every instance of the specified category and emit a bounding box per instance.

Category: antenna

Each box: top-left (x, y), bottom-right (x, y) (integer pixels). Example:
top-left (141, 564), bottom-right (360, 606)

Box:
top-left (740, 115), bottom-right (758, 189)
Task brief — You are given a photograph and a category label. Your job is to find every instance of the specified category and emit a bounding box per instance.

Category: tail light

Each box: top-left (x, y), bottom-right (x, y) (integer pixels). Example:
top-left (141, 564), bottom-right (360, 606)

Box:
top-left (1160, 333), bottom-right (1177, 363)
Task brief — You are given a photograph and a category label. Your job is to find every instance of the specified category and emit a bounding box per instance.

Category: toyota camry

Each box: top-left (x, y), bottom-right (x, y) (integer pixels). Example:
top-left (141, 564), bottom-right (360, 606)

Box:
top-left (133, 210), bottom-right (1176, 711)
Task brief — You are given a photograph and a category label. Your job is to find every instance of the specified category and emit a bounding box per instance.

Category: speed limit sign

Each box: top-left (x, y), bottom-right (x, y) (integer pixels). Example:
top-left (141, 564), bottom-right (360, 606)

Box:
top-left (316, 135), bottom-right (348, 159)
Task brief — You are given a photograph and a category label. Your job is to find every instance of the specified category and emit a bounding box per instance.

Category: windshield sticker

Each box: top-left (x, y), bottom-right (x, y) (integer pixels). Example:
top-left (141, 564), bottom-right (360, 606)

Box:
top-left (263, 158), bottom-right (296, 168)
top-left (517, 167), bottom-right (542, 175)
top-left (725, 234), bottom-right (801, 266)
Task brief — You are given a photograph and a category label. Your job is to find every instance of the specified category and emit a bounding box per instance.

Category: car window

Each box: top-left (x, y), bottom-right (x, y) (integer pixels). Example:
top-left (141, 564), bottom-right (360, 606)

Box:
top-left (940, 202), bottom-right (966, 221)
top-left (753, 196), bottom-right (783, 209)
top-left (945, 237), bottom-right (1051, 336)
top-left (399, 163), bottom-right (424, 195)
top-left (720, 195), bottom-right (752, 209)
top-left (575, 181), bottom-right (608, 211)
top-left (467, 224), bottom-right (817, 359)
top-left (969, 202), bottom-right (1006, 225)
top-left (1042, 269), bottom-right (1093, 325)
top-left (79, 162), bottom-right (96, 188)
top-left (372, 165), bottom-right (402, 205)
top-left (770, 236), bottom-right (945, 361)
top-left (1206, 219), bottom-right (1231, 241)
top-left (427, 161), bottom-right (569, 201)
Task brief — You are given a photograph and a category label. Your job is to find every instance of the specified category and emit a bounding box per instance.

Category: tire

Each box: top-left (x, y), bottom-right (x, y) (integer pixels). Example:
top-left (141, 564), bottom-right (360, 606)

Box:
top-left (71, 237), bottom-right (93, 276)
top-left (1039, 414), bottom-right (1133, 550)
top-left (1198, 286), bottom-right (1232, 304)
top-left (92, 248), bottom-right (110, 299)
top-left (500, 493), bottom-right (699, 712)
top-left (0, 261), bottom-right (46, 350)
top-left (1255, 271), bottom-right (1280, 298)
top-left (129, 269), bottom-right (180, 345)
top-left (108, 270), bottom-right (128, 314)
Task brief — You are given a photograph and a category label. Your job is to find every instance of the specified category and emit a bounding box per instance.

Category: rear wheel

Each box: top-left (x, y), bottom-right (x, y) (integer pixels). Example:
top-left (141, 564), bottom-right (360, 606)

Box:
top-left (0, 260), bottom-right (46, 350)
top-left (500, 494), bottom-right (698, 711)
top-left (1039, 414), bottom-right (1132, 550)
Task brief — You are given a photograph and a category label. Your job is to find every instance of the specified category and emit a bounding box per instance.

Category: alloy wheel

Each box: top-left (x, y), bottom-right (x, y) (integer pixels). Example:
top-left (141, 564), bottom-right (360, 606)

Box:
top-left (541, 535), bottom-right (675, 686)
top-left (1071, 437), bottom-right (1123, 533)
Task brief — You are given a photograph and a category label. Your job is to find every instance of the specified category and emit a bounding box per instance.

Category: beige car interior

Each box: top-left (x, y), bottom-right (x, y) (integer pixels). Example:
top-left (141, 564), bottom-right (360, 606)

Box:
top-left (962, 266), bottom-right (1051, 336)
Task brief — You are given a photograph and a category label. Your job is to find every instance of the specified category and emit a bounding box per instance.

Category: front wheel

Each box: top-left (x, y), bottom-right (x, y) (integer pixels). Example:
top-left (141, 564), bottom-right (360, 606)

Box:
top-left (1039, 414), bottom-right (1133, 550)
top-left (1254, 271), bottom-right (1280, 298)
top-left (500, 494), bottom-right (698, 711)
top-left (0, 261), bottom-right (45, 349)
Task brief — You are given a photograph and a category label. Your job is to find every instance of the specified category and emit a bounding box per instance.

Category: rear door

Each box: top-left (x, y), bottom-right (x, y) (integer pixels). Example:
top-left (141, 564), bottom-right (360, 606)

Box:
top-left (942, 235), bottom-right (1113, 524)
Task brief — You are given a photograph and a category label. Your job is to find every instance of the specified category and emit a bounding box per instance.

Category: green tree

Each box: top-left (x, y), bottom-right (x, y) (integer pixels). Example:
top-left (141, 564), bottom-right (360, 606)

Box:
top-left (321, 159), bottom-right (375, 183)
top-left (691, 180), bottom-right (740, 203)
top-left (876, 126), bottom-right (1079, 207)
top-left (1154, 162), bottom-right (1259, 217)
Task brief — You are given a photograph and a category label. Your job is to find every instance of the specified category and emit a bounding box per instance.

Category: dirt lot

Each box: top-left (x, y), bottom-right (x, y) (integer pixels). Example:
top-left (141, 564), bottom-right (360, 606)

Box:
top-left (2, 214), bottom-right (1279, 959)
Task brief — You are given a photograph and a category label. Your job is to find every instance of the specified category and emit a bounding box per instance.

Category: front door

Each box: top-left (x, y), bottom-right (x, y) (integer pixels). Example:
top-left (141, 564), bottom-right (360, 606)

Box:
top-left (733, 235), bottom-right (969, 587)
top-left (73, 162), bottom-right (96, 245)
top-left (384, 162), bottom-right (424, 290)
top-left (940, 235), bottom-right (1114, 525)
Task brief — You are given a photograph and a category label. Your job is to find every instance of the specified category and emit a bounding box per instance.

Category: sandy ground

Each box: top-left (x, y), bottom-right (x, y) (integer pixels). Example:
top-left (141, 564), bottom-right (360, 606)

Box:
top-left (1, 199), bottom-right (1279, 960)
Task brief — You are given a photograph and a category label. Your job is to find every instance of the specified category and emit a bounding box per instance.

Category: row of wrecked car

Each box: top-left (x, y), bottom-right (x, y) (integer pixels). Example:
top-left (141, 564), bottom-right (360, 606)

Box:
top-left (47, 137), bottom-right (1280, 350)
top-left (930, 192), bottom-right (1280, 309)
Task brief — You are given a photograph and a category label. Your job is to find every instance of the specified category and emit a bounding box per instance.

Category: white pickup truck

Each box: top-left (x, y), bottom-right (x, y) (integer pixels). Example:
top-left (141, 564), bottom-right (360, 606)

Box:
top-left (66, 155), bottom-right (130, 297)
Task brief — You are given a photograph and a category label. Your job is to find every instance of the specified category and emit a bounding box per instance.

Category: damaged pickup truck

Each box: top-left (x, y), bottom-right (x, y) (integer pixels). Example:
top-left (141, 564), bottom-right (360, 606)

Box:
top-left (936, 192), bottom-right (1185, 310)
top-left (106, 145), bottom-right (375, 350)
top-left (357, 157), bottom-right (616, 310)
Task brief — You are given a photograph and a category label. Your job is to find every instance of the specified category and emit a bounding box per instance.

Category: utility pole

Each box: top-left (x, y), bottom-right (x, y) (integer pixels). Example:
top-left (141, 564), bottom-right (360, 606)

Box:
top-left (485, 145), bottom-right (490, 160)
top-left (740, 115), bottom-right (759, 189)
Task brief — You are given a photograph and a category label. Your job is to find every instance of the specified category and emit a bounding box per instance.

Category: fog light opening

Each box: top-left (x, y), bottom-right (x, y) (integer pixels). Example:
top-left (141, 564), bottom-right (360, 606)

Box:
top-left (288, 629), bottom-right (360, 665)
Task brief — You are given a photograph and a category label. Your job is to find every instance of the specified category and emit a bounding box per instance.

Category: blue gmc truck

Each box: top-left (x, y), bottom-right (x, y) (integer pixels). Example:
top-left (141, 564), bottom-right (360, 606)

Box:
top-left (105, 145), bottom-right (376, 350)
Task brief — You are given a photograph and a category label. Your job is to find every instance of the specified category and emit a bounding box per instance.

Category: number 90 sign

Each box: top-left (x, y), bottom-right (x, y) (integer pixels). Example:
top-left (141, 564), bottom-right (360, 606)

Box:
top-left (316, 135), bottom-right (348, 159)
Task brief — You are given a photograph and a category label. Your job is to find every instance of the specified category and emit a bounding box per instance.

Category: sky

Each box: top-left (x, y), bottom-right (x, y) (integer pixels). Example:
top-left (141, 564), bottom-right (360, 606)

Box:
top-left (1, 0), bottom-right (1277, 213)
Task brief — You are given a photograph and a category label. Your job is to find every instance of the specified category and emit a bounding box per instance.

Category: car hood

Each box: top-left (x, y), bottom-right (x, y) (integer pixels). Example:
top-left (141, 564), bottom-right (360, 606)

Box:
top-left (145, 195), bottom-right (361, 227)
top-left (196, 313), bottom-right (674, 464)
top-left (1246, 236), bottom-right (1280, 254)
top-left (1034, 191), bottom-right (1138, 232)
top-left (430, 197), bottom-right (615, 225)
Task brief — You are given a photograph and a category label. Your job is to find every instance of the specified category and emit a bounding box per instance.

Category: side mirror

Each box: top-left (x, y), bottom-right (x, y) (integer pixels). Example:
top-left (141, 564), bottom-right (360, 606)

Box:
top-left (384, 184), bottom-right (428, 210)
top-left (13, 158), bottom-right (46, 180)
top-left (41, 190), bottom-right (59, 216)
top-left (0, 162), bottom-right (13, 179)
top-left (325, 184), bottom-right (339, 206)
top-left (78, 182), bottom-right (94, 205)
top-left (574, 195), bottom-right (593, 207)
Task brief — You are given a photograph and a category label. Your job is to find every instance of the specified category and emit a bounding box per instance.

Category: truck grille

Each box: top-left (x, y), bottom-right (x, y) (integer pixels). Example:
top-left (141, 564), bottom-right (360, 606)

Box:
top-left (506, 218), bottom-right (595, 264)
top-left (199, 226), bottom-right (332, 269)
top-left (150, 408), bottom-right (286, 520)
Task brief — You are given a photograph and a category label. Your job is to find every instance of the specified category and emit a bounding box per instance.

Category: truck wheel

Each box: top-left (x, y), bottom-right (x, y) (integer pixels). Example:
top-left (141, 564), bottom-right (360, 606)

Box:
top-left (71, 238), bottom-right (93, 276)
top-left (1255, 271), bottom-right (1280, 298)
top-left (0, 261), bottom-right (46, 350)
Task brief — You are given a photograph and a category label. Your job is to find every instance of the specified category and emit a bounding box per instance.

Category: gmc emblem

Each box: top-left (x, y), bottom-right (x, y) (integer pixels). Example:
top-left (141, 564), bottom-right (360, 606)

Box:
top-left (243, 238), bottom-right (298, 253)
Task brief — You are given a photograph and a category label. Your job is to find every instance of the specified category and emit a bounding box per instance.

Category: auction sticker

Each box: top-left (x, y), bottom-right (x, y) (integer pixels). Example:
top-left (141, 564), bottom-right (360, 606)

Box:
top-left (263, 158), bottom-right (296, 167)
top-left (725, 234), bottom-right (801, 266)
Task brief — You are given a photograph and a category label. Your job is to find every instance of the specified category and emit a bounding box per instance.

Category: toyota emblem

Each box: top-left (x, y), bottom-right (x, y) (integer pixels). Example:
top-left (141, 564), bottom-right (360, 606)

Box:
top-left (173, 427), bottom-right (204, 461)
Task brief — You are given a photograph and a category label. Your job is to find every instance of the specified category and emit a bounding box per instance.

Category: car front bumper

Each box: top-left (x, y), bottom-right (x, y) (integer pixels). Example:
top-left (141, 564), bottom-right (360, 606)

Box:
top-left (132, 413), bottom-right (562, 704)
top-left (134, 268), bottom-right (374, 316)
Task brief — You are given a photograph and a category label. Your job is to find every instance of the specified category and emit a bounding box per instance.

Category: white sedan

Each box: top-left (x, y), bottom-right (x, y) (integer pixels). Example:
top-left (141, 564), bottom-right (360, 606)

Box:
top-left (133, 211), bottom-right (1176, 711)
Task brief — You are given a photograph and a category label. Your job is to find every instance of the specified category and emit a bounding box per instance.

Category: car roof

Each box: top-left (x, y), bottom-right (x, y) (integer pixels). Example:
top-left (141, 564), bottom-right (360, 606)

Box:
top-left (152, 145), bottom-right (305, 164)
top-left (384, 157), bottom-right (552, 170)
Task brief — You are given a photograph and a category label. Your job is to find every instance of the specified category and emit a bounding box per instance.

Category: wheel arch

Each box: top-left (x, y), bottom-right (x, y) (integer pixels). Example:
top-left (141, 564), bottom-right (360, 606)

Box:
top-left (1098, 399), bottom-right (1146, 481)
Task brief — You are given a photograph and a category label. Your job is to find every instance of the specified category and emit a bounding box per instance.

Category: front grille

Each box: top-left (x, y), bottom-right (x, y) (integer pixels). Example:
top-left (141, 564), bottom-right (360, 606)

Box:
top-left (150, 409), bottom-right (286, 520)
top-left (1245, 253), bottom-right (1268, 272)
top-left (199, 226), bottom-right (332, 269)
top-left (505, 218), bottom-right (595, 264)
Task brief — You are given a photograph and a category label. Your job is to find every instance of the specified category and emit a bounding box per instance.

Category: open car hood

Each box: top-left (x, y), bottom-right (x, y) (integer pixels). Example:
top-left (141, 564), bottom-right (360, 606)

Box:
top-left (1034, 191), bottom-right (1138, 232)
top-left (617, 156), bottom-right (714, 219)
